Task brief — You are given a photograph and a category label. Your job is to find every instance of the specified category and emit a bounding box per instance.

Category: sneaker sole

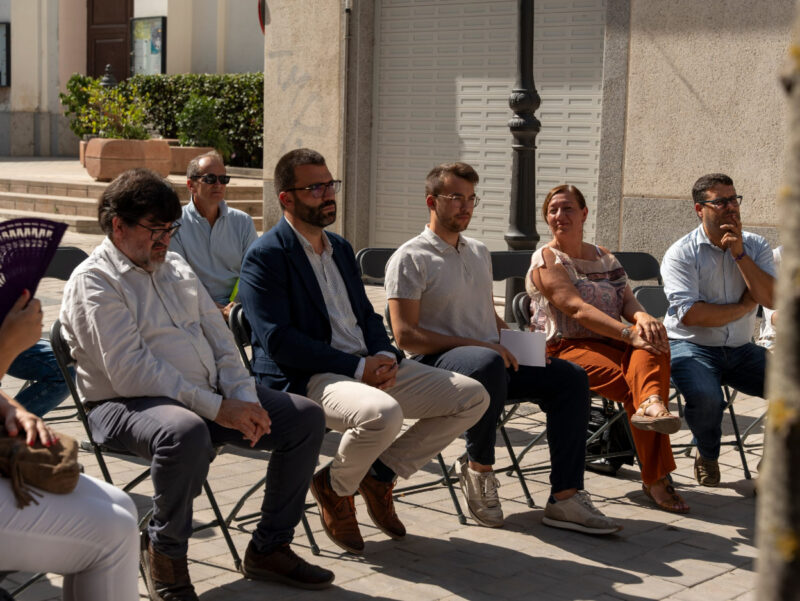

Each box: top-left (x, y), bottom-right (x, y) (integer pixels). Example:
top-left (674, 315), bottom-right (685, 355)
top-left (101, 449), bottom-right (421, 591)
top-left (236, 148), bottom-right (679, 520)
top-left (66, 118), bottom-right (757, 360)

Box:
top-left (456, 471), bottom-right (504, 528)
top-left (241, 564), bottom-right (334, 590)
top-left (542, 515), bottom-right (622, 535)
top-left (309, 480), bottom-right (365, 555)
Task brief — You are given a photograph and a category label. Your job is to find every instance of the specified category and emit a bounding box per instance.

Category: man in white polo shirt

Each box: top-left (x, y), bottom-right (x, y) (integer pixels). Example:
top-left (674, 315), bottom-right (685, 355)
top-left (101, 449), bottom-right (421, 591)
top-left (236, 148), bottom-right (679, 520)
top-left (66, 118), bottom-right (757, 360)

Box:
top-left (385, 161), bottom-right (620, 535)
top-left (170, 151), bottom-right (257, 321)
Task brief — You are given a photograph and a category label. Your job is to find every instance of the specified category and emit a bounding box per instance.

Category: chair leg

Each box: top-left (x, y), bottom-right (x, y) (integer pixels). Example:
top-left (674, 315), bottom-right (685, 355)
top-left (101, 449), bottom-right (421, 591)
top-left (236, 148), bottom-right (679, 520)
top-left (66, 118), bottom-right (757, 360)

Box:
top-left (202, 480), bottom-right (242, 571)
top-left (9, 573), bottom-right (46, 597)
top-left (498, 424), bottom-right (535, 508)
top-left (300, 512), bottom-right (320, 556)
top-left (727, 403), bottom-right (751, 480)
top-left (437, 453), bottom-right (467, 525)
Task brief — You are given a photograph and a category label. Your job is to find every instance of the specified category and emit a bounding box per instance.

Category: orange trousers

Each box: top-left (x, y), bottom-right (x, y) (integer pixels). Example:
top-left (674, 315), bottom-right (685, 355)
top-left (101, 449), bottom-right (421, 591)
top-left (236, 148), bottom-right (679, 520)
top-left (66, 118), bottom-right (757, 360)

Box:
top-left (550, 338), bottom-right (676, 485)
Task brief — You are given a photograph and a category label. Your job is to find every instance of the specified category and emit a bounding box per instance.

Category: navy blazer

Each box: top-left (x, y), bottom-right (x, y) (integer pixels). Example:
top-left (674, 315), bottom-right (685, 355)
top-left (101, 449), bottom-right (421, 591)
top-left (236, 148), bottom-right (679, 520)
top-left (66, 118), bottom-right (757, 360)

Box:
top-left (238, 218), bottom-right (403, 395)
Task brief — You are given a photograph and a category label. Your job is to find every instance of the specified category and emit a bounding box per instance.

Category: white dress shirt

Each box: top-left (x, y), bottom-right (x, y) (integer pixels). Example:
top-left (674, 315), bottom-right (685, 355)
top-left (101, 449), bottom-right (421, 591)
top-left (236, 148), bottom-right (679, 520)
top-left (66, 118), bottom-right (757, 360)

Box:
top-left (60, 237), bottom-right (258, 420)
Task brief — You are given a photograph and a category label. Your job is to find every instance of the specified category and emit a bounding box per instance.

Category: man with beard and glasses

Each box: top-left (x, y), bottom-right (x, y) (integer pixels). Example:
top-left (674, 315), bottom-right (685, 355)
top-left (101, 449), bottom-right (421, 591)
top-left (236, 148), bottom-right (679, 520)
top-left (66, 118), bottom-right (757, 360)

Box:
top-left (238, 149), bottom-right (489, 555)
top-left (170, 151), bottom-right (257, 322)
top-left (662, 173), bottom-right (775, 487)
top-left (60, 168), bottom-right (334, 600)
top-left (384, 162), bottom-right (621, 534)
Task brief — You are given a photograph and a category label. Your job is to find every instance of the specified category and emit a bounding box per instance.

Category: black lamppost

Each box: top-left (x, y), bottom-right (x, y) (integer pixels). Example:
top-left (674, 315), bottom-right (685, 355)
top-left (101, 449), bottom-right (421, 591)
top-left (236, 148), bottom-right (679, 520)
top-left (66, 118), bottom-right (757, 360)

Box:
top-left (504, 0), bottom-right (540, 321)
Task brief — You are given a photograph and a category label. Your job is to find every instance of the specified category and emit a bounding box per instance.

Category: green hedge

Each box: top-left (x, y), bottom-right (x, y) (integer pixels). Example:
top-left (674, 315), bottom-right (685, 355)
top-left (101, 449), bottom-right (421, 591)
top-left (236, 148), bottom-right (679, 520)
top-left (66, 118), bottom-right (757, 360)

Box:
top-left (127, 73), bottom-right (264, 168)
top-left (124, 73), bottom-right (264, 167)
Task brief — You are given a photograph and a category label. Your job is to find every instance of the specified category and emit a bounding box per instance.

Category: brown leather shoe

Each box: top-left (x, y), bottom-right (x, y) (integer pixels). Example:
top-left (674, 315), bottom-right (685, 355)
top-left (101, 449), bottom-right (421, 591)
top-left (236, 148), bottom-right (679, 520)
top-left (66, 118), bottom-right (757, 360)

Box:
top-left (358, 473), bottom-right (406, 540)
top-left (141, 532), bottom-right (198, 601)
top-left (242, 541), bottom-right (334, 589)
top-left (309, 466), bottom-right (364, 554)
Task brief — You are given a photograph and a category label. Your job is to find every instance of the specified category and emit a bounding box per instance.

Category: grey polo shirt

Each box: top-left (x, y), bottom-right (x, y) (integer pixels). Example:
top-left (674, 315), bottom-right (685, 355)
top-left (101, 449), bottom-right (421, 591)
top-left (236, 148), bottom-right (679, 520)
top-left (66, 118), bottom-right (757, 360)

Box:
top-left (385, 227), bottom-right (499, 349)
top-left (170, 199), bottom-right (258, 305)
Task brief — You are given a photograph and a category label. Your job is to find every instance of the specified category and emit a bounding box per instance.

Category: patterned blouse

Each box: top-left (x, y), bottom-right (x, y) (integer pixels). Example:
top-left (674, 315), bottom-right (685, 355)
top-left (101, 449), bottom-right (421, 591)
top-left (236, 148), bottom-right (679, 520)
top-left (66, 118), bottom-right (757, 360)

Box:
top-left (526, 245), bottom-right (628, 343)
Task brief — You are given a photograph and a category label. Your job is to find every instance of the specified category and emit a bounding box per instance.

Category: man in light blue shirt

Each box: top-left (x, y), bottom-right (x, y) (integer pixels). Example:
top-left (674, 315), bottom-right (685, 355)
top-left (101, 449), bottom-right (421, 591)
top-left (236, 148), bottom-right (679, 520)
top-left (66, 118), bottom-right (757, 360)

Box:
top-left (170, 151), bottom-right (257, 321)
top-left (661, 173), bottom-right (775, 486)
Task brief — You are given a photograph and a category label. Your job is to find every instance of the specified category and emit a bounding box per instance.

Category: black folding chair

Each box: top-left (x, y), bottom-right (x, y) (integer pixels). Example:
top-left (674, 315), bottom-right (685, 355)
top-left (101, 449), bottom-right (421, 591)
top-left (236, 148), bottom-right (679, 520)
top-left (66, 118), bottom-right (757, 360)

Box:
top-left (614, 251), bottom-right (663, 284)
top-left (511, 292), bottom-right (639, 474)
top-left (632, 284), bottom-right (756, 479)
top-left (49, 319), bottom-right (245, 573)
top-left (227, 304), bottom-right (321, 553)
top-left (354, 247), bottom-right (395, 285)
top-left (17, 246), bottom-right (89, 423)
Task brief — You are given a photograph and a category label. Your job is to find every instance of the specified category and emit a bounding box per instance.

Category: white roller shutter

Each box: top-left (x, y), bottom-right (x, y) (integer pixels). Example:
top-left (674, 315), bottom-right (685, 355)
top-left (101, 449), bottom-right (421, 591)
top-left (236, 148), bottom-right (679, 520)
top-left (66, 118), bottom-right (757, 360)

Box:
top-left (370, 0), bottom-right (605, 250)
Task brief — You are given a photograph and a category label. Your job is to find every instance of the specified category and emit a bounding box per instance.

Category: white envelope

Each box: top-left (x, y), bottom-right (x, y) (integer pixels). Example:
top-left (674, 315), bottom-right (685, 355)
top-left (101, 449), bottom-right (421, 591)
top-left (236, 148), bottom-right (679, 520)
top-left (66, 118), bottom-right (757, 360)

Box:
top-left (499, 329), bottom-right (546, 367)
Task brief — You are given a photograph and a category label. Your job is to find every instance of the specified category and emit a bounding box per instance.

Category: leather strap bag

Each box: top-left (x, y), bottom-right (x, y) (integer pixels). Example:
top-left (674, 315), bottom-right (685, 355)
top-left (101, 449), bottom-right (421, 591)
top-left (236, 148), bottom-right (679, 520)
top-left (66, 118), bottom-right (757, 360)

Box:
top-left (0, 426), bottom-right (80, 508)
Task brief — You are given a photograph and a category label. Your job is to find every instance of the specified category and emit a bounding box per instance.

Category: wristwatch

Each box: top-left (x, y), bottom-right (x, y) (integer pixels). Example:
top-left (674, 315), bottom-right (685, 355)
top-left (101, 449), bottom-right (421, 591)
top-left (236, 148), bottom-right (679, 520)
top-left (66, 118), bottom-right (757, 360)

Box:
top-left (621, 327), bottom-right (632, 342)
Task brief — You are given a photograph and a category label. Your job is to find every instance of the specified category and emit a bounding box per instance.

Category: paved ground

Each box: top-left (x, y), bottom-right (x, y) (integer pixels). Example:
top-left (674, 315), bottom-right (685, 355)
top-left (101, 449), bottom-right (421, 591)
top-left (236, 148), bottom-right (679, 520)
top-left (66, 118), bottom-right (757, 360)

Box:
top-left (2, 219), bottom-right (765, 600)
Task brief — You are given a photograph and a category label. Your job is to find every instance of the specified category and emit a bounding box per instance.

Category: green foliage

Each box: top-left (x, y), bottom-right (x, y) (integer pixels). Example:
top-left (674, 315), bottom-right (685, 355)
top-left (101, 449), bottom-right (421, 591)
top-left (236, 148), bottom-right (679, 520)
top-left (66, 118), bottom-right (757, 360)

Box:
top-left (175, 94), bottom-right (233, 161)
top-left (59, 74), bottom-right (149, 140)
top-left (60, 72), bottom-right (264, 167)
top-left (129, 73), bottom-right (264, 168)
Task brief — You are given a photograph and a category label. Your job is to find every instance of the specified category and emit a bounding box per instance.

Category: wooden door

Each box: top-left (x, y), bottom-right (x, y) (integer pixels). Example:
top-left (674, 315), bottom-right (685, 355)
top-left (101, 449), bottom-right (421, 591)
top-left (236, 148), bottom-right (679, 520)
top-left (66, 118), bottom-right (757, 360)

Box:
top-left (87, 0), bottom-right (133, 80)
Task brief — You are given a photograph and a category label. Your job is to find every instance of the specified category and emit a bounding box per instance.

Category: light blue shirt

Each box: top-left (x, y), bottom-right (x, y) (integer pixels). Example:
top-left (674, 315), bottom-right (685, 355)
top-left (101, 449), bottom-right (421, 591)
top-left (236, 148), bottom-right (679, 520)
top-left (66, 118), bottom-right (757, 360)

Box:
top-left (661, 224), bottom-right (776, 347)
top-left (170, 199), bottom-right (258, 305)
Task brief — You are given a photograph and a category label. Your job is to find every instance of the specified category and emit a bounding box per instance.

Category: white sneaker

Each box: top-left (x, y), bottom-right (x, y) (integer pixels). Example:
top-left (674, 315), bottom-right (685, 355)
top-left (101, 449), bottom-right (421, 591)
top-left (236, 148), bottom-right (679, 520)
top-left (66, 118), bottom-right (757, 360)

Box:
top-left (542, 490), bottom-right (622, 535)
top-left (457, 456), bottom-right (504, 528)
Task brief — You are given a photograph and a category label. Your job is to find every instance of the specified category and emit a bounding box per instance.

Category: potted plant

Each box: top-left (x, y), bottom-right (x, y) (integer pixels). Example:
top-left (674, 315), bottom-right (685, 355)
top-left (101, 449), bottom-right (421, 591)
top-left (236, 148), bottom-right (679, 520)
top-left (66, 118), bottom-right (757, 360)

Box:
top-left (169, 94), bottom-right (234, 174)
top-left (59, 74), bottom-right (171, 181)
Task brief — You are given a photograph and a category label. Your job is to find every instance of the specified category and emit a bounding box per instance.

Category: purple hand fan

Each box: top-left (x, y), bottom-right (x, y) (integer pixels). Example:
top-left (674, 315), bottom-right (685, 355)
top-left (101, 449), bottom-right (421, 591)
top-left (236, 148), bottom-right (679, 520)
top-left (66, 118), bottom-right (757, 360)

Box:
top-left (0, 218), bottom-right (68, 323)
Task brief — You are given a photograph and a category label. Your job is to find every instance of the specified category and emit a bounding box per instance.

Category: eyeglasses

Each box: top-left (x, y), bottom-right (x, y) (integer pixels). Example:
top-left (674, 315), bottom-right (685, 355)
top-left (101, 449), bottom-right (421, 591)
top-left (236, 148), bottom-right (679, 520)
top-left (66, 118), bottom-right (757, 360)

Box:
top-left (698, 195), bottom-right (742, 209)
top-left (284, 180), bottom-right (342, 198)
top-left (191, 173), bottom-right (231, 185)
top-left (135, 222), bottom-right (181, 241)
top-left (435, 194), bottom-right (481, 208)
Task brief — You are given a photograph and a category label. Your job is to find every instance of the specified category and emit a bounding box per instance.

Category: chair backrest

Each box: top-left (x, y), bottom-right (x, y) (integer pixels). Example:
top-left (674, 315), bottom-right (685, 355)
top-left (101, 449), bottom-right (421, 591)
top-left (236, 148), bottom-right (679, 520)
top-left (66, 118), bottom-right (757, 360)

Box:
top-left (633, 285), bottom-right (669, 319)
top-left (614, 251), bottom-right (662, 284)
top-left (44, 246), bottom-right (89, 281)
top-left (512, 291), bottom-right (531, 331)
top-left (490, 250), bottom-right (533, 282)
top-left (355, 247), bottom-right (395, 284)
top-left (228, 303), bottom-right (254, 375)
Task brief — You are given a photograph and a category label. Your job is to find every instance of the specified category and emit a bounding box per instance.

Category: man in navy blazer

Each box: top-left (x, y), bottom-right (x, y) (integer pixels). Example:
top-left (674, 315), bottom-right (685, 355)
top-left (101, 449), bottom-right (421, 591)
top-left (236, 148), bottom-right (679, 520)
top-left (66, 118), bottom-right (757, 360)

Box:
top-left (239, 148), bottom-right (489, 555)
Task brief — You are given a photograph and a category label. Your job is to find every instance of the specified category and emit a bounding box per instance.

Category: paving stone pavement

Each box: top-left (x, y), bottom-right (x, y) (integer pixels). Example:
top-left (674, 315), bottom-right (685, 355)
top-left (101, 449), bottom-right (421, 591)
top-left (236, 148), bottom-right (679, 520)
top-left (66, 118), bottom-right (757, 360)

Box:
top-left (2, 229), bottom-right (764, 601)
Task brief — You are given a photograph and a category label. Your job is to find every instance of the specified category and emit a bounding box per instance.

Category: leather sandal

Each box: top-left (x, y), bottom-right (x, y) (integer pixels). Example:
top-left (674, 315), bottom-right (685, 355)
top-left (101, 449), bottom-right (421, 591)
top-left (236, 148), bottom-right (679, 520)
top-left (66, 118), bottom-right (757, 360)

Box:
top-left (643, 477), bottom-right (690, 514)
top-left (631, 396), bottom-right (681, 434)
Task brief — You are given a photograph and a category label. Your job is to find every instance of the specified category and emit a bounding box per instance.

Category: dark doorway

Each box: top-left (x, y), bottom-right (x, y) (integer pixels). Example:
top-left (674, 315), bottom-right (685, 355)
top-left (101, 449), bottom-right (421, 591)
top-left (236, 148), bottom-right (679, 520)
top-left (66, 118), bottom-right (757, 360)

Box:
top-left (87, 0), bottom-right (133, 80)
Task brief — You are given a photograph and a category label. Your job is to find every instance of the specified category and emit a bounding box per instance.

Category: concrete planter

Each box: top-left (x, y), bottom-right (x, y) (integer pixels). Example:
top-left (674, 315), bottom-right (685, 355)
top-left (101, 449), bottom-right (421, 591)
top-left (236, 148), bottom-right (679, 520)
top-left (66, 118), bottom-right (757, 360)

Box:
top-left (84, 138), bottom-right (171, 181)
top-left (169, 146), bottom-right (215, 175)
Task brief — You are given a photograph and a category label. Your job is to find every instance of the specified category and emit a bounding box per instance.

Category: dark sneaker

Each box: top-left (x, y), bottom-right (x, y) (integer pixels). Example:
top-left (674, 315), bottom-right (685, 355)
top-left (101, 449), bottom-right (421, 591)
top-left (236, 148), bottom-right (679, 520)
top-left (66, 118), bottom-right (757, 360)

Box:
top-left (542, 490), bottom-right (622, 535)
top-left (140, 531), bottom-right (199, 601)
top-left (357, 473), bottom-right (406, 539)
top-left (694, 453), bottom-right (721, 486)
top-left (309, 466), bottom-right (365, 554)
top-left (242, 541), bottom-right (334, 590)
top-left (457, 456), bottom-right (504, 528)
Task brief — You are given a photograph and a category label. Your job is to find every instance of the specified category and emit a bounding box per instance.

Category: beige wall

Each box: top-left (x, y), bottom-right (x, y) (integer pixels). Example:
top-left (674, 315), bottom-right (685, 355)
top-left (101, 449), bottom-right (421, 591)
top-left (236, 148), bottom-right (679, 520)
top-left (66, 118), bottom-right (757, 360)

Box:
top-left (262, 0), bottom-right (345, 231)
top-left (623, 0), bottom-right (792, 228)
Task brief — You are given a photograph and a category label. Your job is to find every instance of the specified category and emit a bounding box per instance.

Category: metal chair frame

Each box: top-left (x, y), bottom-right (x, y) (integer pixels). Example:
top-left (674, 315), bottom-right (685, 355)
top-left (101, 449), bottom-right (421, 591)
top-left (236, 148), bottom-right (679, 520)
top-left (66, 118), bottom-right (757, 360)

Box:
top-left (510, 292), bottom-right (640, 474)
top-left (48, 319), bottom-right (245, 574)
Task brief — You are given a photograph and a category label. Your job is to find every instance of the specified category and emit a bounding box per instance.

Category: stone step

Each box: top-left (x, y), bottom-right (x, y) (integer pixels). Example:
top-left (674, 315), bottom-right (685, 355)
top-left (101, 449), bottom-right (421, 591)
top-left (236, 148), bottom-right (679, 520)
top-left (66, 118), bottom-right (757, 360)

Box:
top-left (0, 192), bottom-right (263, 231)
top-left (0, 177), bottom-right (264, 202)
top-left (0, 207), bottom-right (102, 234)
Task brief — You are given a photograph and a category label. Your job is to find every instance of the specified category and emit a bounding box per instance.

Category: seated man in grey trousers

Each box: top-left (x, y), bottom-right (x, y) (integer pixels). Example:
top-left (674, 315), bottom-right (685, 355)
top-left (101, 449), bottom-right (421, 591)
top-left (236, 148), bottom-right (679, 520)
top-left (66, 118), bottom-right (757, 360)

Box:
top-left (385, 162), bottom-right (621, 535)
top-left (60, 168), bottom-right (333, 601)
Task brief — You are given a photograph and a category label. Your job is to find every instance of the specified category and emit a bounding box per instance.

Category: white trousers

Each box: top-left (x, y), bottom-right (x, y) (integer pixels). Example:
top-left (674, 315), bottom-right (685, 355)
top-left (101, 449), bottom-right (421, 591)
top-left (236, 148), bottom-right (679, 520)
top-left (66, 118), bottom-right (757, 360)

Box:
top-left (0, 474), bottom-right (139, 601)
top-left (307, 359), bottom-right (489, 496)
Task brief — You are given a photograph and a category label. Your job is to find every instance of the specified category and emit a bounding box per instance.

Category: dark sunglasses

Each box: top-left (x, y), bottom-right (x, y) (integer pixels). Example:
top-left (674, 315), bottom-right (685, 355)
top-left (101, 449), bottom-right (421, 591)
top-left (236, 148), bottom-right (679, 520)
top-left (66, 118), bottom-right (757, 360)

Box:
top-left (191, 173), bottom-right (231, 185)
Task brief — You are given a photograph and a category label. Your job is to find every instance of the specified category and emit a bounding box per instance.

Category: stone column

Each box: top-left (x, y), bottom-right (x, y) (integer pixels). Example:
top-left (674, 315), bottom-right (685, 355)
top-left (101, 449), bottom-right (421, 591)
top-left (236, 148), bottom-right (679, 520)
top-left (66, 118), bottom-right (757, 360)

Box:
top-left (262, 0), bottom-right (346, 233)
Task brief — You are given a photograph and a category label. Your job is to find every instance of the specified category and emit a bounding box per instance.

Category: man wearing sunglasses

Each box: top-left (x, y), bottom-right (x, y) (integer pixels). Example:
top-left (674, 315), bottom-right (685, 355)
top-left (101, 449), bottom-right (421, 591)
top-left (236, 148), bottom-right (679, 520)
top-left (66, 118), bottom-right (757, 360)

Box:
top-left (170, 151), bottom-right (257, 321)
top-left (238, 148), bottom-right (489, 555)
top-left (661, 173), bottom-right (775, 487)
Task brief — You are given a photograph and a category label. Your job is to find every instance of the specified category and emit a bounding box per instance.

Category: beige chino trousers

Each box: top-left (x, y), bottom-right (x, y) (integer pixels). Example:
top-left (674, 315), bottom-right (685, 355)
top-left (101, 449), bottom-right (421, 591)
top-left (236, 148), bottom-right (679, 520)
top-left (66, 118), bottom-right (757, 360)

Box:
top-left (307, 359), bottom-right (489, 496)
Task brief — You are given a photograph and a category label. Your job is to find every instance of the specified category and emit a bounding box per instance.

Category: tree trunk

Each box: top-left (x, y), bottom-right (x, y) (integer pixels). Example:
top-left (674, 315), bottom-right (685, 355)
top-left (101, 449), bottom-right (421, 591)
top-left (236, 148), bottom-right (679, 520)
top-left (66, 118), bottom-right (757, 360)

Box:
top-left (756, 5), bottom-right (800, 598)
